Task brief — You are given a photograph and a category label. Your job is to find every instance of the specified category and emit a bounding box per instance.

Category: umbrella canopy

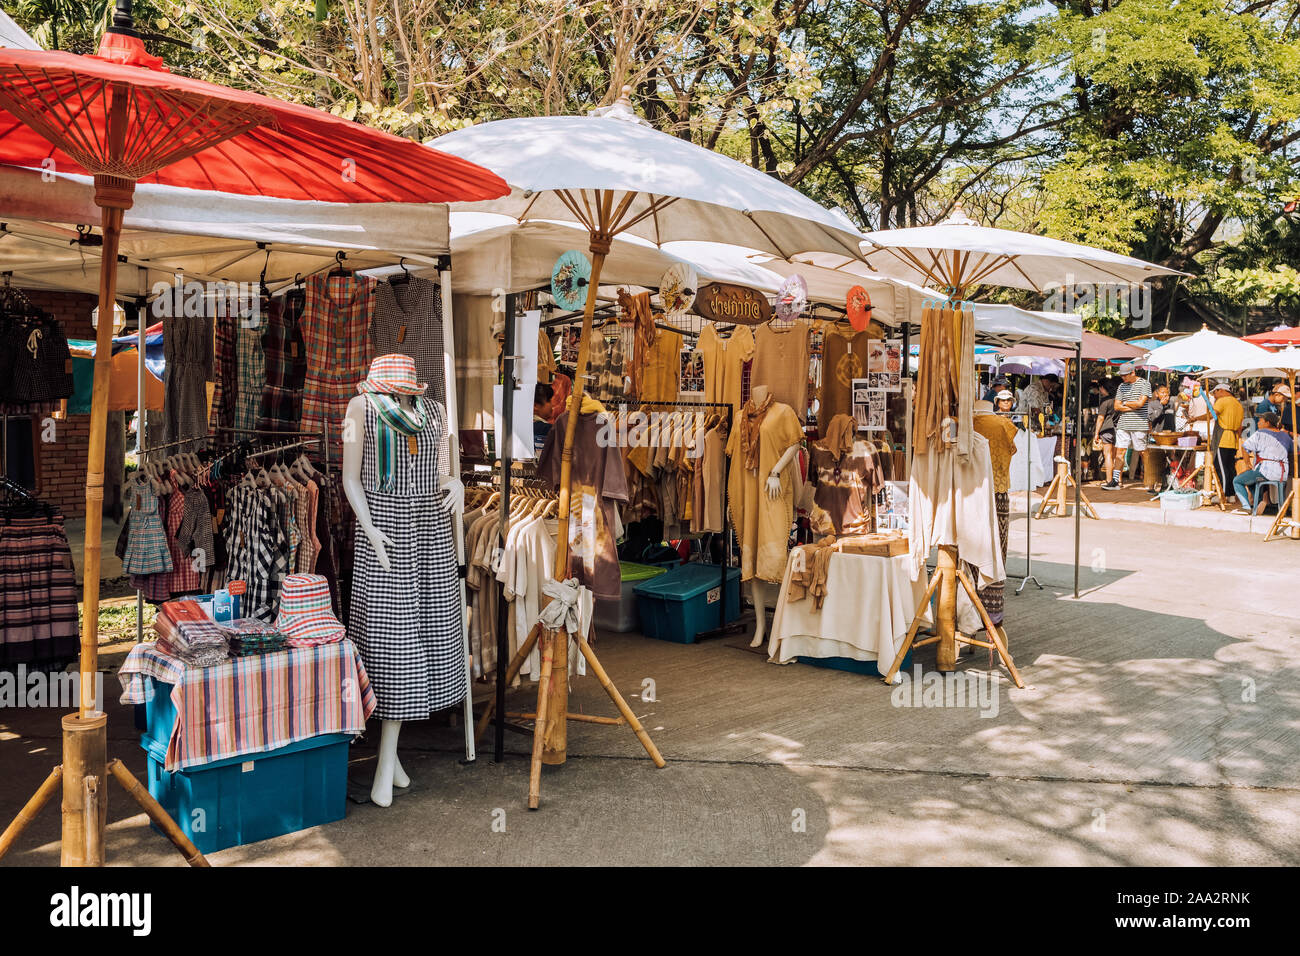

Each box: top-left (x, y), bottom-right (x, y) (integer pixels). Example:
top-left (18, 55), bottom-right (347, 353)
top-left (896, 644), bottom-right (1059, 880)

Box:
top-left (0, 42), bottom-right (506, 204)
top-left (793, 207), bottom-right (1181, 295)
top-left (1244, 327), bottom-right (1300, 349)
top-left (428, 99), bottom-right (864, 260)
top-left (1197, 345), bottom-right (1300, 380)
top-left (998, 356), bottom-right (1067, 378)
top-left (990, 329), bottom-right (1145, 362)
top-left (1142, 327), bottom-right (1278, 372)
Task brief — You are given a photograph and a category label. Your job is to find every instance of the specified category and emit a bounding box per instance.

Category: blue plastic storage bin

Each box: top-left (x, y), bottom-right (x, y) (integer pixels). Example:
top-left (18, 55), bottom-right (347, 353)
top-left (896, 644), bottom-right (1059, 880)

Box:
top-left (143, 732), bottom-right (351, 854)
top-left (632, 562), bottom-right (740, 643)
top-left (798, 650), bottom-right (911, 677)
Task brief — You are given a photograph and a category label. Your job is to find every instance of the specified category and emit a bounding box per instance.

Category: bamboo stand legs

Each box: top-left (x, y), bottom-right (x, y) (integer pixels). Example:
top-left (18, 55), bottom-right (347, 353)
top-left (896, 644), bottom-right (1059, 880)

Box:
top-left (0, 718), bottom-right (209, 867)
top-left (1036, 460), bottom-right (1099, 520)
top-left (881, 548), bottom-right (1025, 689)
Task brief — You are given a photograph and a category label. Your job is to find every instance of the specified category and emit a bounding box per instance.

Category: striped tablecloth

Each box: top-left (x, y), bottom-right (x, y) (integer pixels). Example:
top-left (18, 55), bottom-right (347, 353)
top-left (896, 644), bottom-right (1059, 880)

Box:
top-left (118, 638), bottom-right (376, 771)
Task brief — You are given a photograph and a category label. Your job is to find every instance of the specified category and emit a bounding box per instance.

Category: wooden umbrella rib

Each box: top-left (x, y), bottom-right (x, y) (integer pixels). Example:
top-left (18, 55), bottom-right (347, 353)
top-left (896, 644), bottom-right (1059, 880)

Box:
top-left (743, 210), bottom-right (794, 260)
top-left (619, 194), bottom-right (678, 235)
top-left (607, 189), bottom-right (639, 236)
top-left (516, 189), bottom-right (543, 223)
top-left (554, 189), bottom-right (590, 231)
top-left (1002, 256), bottom-right (1042, 293)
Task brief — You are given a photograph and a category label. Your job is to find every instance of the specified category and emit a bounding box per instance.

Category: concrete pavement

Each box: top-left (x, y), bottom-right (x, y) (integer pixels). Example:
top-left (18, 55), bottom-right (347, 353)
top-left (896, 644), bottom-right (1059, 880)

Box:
top-left (3, 512), bottom-right (1297, 866)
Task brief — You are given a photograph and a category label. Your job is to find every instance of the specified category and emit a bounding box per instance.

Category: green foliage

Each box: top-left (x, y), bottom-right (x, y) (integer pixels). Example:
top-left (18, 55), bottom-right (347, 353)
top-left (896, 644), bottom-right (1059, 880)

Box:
top-left (1211, 265), bottom-right (1300, 308)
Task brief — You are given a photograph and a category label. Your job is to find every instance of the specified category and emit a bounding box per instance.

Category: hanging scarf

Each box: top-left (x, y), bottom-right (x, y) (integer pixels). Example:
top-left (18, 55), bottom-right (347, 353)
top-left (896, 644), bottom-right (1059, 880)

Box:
top-left (364, 393), bottom-right (425, 491)
top-left (740, 392), bottom-right (775, 472)
top-left (822, 413), bottom-right (857, 463)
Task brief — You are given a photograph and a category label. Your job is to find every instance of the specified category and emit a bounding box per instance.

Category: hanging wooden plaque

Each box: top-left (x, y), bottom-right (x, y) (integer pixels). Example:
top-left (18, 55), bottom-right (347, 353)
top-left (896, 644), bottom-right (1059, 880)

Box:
top-left (693, 282), bottom-right (773, 326)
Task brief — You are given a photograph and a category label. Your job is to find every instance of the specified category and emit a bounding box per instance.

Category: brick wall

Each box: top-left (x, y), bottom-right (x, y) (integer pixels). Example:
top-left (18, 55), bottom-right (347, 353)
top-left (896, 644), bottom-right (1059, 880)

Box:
top-left (16, 290), bottom-right (110, 519)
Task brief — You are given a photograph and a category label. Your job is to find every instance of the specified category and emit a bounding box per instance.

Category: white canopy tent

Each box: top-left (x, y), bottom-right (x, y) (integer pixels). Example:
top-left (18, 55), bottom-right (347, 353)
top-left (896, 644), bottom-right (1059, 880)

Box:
top-left (0, 165), bottom-right (449, 296)
top-left (0, 163), bottom-right (482, 759)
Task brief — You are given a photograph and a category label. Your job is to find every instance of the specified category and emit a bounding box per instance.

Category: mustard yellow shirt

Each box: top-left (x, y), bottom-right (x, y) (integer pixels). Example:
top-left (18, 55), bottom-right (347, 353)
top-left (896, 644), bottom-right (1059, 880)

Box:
top-left (1214, 395), bottom-right (1244, 449)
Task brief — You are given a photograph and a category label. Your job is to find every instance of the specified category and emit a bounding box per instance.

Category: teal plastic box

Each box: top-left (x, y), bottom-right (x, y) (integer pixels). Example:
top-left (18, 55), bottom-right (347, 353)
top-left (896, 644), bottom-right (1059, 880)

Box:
top-left (633, 562), bottom-right (740, 643)
top-left (143, 732), bottom-right (351, 854)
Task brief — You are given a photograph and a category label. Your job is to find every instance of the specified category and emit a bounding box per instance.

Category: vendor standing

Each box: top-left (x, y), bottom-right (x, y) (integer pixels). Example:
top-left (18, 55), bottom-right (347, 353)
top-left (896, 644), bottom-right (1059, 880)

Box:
top-left (1209, 380), bottom-right (1244, 506)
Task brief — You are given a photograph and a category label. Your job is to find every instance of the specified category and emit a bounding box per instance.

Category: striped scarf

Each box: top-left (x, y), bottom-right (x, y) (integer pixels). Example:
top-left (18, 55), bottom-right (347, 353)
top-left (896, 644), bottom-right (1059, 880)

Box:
top-left (365, 393), bottom-right (425, 491)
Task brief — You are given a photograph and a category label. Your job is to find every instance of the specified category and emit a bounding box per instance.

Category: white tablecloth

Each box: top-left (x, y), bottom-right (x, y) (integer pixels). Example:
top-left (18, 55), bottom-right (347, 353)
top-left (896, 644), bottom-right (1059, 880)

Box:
top-left (767, 550), bottom-right (926, 666)
top-left (1009, 431), bottom-right (1055, 491)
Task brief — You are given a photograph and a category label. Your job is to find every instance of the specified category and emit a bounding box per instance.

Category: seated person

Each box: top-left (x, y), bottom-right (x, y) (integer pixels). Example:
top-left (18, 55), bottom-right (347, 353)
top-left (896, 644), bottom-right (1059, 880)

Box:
top-left (1233, 412), bottom-right (1291, 515)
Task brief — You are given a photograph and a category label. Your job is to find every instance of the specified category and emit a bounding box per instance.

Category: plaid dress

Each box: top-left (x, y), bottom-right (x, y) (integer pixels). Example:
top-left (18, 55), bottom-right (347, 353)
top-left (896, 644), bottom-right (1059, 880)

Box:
top-left (300, 275), bottom-right (374, 459)
top-left (122, 480), bottom-right (173, 576)
top-left (349, 397), bottom-right (465, 720)
top-left (234, 324), bottom-right (266, 432)
top-left (164, 483), bottom-right (201, 596)
top-left (209, 312), bottom-right (237, 431)
top-left (257, 292), bottom-right (308, 433)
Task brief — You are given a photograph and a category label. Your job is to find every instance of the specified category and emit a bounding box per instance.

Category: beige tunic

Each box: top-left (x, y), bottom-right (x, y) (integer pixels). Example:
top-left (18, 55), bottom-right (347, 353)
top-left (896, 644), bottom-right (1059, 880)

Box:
top-left (727, 402), bottom-right (804, 582)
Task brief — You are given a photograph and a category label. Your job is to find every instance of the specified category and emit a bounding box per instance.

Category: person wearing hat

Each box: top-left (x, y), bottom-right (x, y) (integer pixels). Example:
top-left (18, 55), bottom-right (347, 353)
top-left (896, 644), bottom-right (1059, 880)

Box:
top-left (343, 353), bottom-right (466, 808)
top-left (1268, 382), bottom-right (1295, 434)
top-left (972, 399), bottom-right (1018, 633)
top-left (983, 375), bottom-right (1010, 404)
top-left (1210, 379), bottom-right (1245, 504)
top-left (1103, 363), bottom-right (1151, 489)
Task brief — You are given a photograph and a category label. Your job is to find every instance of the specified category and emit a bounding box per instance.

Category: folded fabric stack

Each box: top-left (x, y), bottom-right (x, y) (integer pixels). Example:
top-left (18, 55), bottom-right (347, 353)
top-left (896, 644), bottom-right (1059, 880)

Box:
top-left (154, 600), bottom-right (228, 666)
top-left (276, 574), bottom-right (347, 648)
top-left (218, 618), bottom-right (286, 657)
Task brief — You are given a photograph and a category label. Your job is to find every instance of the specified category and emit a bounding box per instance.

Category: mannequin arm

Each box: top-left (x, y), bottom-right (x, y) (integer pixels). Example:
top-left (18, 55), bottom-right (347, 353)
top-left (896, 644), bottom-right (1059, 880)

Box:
top-left (342, 395), bottom-right (394, 571)
top-left (765, 442), bottom-right (801, 499)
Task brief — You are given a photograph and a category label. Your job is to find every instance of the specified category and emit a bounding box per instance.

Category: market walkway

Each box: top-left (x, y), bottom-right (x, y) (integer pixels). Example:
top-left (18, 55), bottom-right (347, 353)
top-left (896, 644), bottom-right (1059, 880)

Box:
top-left (3, 513), bottom-right (1298, 866)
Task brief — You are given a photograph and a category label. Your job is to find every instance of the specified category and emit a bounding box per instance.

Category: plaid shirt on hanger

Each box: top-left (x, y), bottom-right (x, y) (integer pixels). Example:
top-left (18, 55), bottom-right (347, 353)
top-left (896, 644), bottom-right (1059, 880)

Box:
top-left (257, 293), bottom-right (308, 433)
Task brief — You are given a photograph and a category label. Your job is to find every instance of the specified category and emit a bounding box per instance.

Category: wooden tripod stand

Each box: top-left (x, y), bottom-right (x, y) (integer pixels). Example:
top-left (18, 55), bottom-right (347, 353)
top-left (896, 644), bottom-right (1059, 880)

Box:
top-left (881, 545), bottom-right (1025, 688)
top-left (0, 713), bottom-right (209, 866)
top-left (1036, 458), bottom-right (1099, 520)
top-left (1264, 477), bottom-right (1300, 541)
top-left (482, 195), bottom-right (671, 809)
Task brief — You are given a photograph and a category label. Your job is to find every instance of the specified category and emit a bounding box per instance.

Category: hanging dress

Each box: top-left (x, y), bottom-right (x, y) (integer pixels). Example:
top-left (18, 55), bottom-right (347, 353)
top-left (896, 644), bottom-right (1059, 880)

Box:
top-left (257, 291), bottom-right (309, 433)
top-left (122, 480), bottom-right (173, 576)
top-left (162, 312), bottom-right (214, 449)
top-left (370, 277), bottom-right (449, 470)
top-left (349, 397), bottom-right (465, 720)
top-left (299, 274), bottom-right (375, 460)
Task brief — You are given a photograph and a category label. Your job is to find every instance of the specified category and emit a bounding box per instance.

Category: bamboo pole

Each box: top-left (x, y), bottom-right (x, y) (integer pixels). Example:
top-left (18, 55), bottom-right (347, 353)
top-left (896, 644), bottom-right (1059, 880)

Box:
top-left (935, 544), bottom-right (959, 671)
top-left (107, 759), bottom-right (210, 867)
top-left (60, 712), bottom-right (107, 867)
top-left (527, 633), bottom-right (555, 809)
top-left (0, 767), bottom-right (62, 861)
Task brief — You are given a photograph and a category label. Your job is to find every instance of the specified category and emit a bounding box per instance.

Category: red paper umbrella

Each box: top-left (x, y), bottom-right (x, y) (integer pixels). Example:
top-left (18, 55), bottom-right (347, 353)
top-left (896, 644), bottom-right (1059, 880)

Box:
top-left (0, 5), bottom-right (507, 728)
top-left (0, 36), bottom-right (506, 204)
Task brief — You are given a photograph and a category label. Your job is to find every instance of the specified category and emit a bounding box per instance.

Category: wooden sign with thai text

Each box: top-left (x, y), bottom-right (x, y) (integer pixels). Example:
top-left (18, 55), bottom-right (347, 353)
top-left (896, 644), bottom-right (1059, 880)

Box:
top-left (693, 282), bottom-right (772, 326)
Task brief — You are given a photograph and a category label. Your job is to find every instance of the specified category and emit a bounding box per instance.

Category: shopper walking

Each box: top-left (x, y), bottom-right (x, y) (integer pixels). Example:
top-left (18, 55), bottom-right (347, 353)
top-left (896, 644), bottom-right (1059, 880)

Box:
top-left (1102, 363), bottom-right (1151, 489)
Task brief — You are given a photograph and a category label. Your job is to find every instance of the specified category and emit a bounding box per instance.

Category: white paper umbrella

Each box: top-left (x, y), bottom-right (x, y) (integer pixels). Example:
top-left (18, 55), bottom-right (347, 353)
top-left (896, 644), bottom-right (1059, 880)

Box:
top-left (429, 95), bottom-right (864, 261)
top-left (795, 207), bottom-right (1181, 295)
top-left (1141, 327), bottom-right (1278, 372)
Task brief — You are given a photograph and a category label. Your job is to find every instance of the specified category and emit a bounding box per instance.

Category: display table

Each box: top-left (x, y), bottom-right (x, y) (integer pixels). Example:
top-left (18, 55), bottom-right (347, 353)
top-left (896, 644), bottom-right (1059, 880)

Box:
top-left (119, 638), bottom-right (376, 771)
top-left (767, 549), bottom-right (926, 667)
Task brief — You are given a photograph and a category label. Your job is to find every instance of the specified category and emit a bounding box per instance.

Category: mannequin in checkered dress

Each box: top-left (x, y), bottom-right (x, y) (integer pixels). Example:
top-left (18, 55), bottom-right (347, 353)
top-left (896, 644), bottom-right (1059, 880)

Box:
top-left (342, 388), bottom-right (465, 808)
top-left (370, 277), bottom-right (449, 471)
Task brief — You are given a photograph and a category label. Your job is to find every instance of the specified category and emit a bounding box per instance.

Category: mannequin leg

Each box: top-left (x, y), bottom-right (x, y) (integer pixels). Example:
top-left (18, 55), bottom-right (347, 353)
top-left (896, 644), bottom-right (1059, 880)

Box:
top-left (371, 719), bottom-right (402, 808)
top-left (392, 755), bottom-right (410, 789)
top-left (749, 580), bottom-right (772, 648)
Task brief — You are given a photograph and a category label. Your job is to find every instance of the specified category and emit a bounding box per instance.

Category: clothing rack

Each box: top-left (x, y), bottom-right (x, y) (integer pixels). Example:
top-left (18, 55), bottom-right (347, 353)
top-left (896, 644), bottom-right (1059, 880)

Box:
top-left (631, 398), bottom-right (735, 633)
top-left (212, 425), bottom-right (331, 472)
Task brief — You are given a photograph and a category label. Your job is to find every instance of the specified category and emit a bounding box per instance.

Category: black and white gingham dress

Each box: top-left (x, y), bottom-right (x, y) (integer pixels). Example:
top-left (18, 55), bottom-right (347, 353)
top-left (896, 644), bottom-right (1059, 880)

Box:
top-left (370, 278), bottom-right (449, 472)
top-left (349, 396), bottom-right (465, 720)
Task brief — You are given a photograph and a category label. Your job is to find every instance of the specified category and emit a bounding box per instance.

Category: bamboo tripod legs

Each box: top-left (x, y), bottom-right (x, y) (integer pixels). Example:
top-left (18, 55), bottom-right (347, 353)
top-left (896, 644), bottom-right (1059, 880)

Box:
top-left (880, 561), bottom-right (1025, 690)
top-left (1035, 461), bottom-right (1099, 520)
top-left (0, 755), bottom-right (210, 867)
top-left (476, 619), bottom-right (666, 810)
top-left (1264, 479), bottom-right (1300, 541)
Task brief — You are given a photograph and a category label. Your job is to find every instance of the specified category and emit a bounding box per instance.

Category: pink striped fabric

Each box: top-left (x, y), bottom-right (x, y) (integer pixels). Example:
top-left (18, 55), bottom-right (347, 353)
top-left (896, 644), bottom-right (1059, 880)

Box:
top-left (118, 638), bottom-right (375, 771)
